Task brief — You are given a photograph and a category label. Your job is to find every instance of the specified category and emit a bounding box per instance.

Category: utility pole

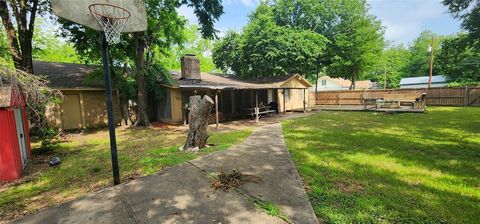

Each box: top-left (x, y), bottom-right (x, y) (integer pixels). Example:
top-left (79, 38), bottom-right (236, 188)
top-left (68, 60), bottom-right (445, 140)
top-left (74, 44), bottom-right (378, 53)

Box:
top-left (428, 35), bottom-right (435, 88)
top-left (384, 64), bottom-right (387, 89)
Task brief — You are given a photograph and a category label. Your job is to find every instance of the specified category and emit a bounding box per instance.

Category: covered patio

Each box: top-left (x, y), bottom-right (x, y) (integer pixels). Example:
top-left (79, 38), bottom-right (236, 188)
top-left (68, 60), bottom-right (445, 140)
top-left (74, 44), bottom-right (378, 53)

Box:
top-left (153, 71), bottom-right (312, 126)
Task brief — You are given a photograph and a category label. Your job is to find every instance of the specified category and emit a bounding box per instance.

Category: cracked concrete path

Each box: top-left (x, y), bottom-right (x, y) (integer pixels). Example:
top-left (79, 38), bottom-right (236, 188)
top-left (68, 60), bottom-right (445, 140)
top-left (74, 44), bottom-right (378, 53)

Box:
top-left (15, 123), bottom-right (317, 224)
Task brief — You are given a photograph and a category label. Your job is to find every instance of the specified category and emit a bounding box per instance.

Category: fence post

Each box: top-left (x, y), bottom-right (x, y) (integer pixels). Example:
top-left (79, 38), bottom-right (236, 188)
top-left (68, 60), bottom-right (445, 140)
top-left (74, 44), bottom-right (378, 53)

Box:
top-left (464, 86), bottom-right (469, 106)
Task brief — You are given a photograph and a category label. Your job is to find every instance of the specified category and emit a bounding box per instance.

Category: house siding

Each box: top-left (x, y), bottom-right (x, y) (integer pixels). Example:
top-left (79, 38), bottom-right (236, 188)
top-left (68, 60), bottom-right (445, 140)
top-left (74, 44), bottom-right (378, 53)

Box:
top-left (46, 90), bottom-right (121, 130)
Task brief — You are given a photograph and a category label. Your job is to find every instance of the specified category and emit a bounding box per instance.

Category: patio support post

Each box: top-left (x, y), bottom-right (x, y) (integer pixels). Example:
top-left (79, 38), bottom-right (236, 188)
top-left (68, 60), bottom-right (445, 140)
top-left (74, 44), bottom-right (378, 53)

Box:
top-left (255, 90), bottom-right (259, 123)
top-left (231, 90), bottom-right (235, 115)
top-left (303, 88), bottom-right (306, 113)
top-left (215, 91), bottom-right (219, 128)
top-left (283, 88), bottom-right (286, 115)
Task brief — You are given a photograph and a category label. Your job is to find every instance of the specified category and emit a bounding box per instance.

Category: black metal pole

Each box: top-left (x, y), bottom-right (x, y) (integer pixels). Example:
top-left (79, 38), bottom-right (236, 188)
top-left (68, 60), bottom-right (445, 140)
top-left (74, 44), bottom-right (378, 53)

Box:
top-left (101, 33), bottom-right (120, 185)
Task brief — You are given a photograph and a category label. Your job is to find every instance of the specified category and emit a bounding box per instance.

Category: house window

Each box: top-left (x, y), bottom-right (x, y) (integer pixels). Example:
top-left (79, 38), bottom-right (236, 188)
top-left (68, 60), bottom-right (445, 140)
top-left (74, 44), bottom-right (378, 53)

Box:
top-left (321, 80), bottom-right (327, 86)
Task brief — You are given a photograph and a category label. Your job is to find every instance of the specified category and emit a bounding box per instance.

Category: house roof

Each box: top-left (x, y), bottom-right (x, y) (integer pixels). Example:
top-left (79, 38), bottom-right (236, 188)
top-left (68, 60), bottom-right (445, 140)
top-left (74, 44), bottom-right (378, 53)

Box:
top-left (319, 76), bottom-right (372, 88)
top-left (168, 71), bottom-right (312, 90)
top-left (33, 61), bottom-right (104, 89)
top-left (33, 61), bottom-right (313, 90)
top-left (400, 76), bottom-right (447, 85)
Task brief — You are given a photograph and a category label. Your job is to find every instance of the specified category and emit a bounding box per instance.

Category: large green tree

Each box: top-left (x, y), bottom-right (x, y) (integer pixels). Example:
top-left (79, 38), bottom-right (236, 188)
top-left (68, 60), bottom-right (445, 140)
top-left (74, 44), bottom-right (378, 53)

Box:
top-left (436, 33), bottom-right (480, 85)
top-left (326, 0), bottom-right (384, 89)
top-left (404, 31), bottom-right (447, 77)
top-left (258, 0), bottom-right (385, 89)
top-left (365, 44), bottom-right (410, 88)
top-left (213, 3), bottom-right (328, 78)
top-left (59, 0), bottom-right (223, 126)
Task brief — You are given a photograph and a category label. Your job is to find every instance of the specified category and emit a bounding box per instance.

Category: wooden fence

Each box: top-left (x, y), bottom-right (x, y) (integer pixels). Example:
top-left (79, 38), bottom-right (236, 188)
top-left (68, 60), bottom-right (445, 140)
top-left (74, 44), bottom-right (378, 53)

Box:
top-left (309, 86), bottom-right (480, 106)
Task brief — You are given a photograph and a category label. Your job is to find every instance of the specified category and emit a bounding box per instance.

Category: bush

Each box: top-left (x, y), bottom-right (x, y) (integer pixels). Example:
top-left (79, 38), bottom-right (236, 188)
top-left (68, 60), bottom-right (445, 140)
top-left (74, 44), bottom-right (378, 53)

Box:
top-left (36, 127), bottom-right (60, 154)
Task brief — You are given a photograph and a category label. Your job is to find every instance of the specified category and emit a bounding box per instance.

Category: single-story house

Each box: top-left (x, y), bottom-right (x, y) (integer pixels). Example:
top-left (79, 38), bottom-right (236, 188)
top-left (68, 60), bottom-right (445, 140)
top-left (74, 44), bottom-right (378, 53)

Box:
top-left (153, 56), bottom-right (313, 124)
top-left (400, 75), bottom-right (448, 89)
top-left (33, 61), bottom-right (122, 130)
top-left (309, 75), bottom-right (373, 91)
top-left (35, 56), bottom-right (312, 128)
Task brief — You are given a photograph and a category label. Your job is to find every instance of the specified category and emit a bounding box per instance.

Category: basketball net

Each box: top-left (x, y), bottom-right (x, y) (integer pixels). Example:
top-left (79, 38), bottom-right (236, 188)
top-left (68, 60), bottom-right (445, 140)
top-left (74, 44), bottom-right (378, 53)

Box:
top-left (89, 4), bottom-right (131, 44)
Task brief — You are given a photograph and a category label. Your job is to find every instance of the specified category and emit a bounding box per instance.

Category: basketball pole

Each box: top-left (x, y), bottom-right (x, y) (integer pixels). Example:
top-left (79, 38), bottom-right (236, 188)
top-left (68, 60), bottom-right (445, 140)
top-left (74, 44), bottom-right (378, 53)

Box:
top-left (101, 33), bottom-right (121, 185)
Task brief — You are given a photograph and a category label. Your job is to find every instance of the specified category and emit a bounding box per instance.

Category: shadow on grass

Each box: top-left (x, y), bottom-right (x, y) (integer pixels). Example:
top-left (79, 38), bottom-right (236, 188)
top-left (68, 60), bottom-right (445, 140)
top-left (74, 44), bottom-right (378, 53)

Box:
top-left (283, 107), bottom-right (480, 223)
top-left (1, 126), bottom-right (252, 222)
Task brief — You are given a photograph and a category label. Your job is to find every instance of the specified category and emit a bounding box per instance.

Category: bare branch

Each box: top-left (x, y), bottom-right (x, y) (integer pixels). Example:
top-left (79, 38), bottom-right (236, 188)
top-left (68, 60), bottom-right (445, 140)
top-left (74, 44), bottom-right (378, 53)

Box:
top-left (0, 66), bottom-right (62, 123)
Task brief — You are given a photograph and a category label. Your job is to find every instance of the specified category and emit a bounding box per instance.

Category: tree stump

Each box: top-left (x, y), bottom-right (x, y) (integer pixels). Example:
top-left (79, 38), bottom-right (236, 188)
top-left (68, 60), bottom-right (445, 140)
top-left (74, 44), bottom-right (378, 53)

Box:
top-left (181, 95), bottom-right (214, 152)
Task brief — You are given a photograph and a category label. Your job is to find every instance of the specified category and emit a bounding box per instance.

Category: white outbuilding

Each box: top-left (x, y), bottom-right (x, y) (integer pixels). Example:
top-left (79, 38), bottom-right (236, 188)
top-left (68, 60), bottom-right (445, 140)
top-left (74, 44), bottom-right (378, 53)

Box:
top-left (400, 76), bottom-right (448, 89)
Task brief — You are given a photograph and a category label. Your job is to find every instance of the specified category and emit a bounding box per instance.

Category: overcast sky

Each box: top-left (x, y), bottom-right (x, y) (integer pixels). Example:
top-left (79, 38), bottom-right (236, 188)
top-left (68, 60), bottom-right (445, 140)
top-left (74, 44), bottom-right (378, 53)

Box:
top-left (178, 0), bottom-right (462, 46)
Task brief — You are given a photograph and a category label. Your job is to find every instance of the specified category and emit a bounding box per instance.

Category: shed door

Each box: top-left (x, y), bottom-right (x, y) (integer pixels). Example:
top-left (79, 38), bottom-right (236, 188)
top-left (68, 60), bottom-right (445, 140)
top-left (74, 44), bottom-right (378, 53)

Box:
top-left (14, 108), bottom-right (28, 168)
top-left (61, 94), bottom-right (82, 130)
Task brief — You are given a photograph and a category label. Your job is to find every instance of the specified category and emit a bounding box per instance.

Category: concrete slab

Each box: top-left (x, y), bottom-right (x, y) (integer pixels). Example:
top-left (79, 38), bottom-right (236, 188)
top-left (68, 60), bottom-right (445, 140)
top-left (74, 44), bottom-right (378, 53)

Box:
top-left (14, 121), bottom-right (317, 224)
top-left (190, 123), bottom-right (318, 224)
top-left (15, 162), bottom-right (281, 224)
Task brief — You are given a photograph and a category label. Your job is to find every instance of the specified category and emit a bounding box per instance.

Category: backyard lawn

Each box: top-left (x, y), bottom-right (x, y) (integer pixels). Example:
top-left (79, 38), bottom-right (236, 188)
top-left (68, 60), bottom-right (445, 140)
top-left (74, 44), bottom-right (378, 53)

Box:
top-left (0, 126), bottom-right (252, 222)
top-left (283, 107), bottom-right (480, 224)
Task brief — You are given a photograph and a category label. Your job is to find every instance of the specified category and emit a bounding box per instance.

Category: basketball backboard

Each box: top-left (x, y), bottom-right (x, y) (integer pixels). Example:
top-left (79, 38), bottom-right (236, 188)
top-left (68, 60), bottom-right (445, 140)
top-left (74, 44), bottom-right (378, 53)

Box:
top-left (52, 0), bottom-right (147, 32)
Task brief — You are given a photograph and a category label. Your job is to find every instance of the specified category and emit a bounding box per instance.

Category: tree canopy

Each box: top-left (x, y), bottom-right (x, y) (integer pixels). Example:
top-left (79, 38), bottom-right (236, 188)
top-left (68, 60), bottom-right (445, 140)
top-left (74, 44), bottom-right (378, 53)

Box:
top-left (325, 0), bottom-right (384, 89)
top-left (161, 23), bottom-right (217, 72)
top-left (404, 31), bottom-right (447, 77)
top-left (436, 33), bottom-right (480, 85)
top-left (213, 2), bottom-right (328, 79)
top-left (213, 0), bottom-right (383, 89)
top-left (443, 0), bottom-right (480, 42)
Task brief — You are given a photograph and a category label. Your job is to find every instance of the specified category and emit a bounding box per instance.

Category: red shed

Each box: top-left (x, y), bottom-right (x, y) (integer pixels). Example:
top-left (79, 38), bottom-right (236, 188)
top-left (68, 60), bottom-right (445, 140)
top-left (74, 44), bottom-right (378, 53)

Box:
top-left (0, 86), bottom-right (31, 181)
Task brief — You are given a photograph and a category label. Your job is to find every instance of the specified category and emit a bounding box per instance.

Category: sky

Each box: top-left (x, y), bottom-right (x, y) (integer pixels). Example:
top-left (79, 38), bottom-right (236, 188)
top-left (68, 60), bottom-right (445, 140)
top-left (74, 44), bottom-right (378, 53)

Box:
top-left (178, 0), bottom-right (462, 46)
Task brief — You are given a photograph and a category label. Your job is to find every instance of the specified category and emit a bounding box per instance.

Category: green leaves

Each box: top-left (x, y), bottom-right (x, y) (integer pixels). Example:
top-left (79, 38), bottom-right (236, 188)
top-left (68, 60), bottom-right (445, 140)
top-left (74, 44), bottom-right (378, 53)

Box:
top-left (160, 23), bottom-right (218, 72)
top-left (436, 33), bottom-right (480, 84)
top-left (213, 0), bottom-right (383, 88)
top-left (443, 0), bottom-right (480, 42)
top-left (213, 2), bottom-right (328, 78)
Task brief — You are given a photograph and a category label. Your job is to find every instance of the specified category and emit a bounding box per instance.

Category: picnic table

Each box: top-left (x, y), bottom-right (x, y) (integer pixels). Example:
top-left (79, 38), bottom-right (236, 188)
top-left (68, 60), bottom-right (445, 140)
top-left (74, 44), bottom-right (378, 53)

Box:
top-left (245, 106), bottom-right (276, 119)
top-left (364, 98), bottom-right (401, 109)
top-left (362, 92), bottom-right (427, 110)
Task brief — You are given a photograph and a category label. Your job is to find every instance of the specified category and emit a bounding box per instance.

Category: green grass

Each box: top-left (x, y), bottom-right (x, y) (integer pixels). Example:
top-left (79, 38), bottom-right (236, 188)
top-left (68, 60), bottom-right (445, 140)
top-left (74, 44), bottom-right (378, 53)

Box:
top-left (0, 127), bottom-right (252, 222)
top-left (248, 197), bottom-right (290, 222)
top-left (282, 107), bottom-right (480, 224)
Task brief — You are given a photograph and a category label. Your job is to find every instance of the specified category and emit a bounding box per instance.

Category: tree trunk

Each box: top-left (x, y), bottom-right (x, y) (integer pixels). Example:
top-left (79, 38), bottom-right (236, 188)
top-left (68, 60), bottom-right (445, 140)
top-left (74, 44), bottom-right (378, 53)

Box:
top-left (0, 1), bottom-right (21, 69)
top-left (0, 0), bottom-right (37, 73)
top-left (349, 72), bottom-right (356, 90)
top-left (133, 32), bottom-right (150, 126)
top-left (182, 95), bottom-right (215, 152)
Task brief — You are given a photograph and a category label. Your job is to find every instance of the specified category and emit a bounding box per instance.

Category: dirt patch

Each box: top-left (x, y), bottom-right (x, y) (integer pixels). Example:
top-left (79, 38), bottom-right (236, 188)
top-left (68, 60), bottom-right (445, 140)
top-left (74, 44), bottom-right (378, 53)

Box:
top-left (334, 180), bottom-right (365, 194)
top-left (211, 169), bottom-right (263, 191)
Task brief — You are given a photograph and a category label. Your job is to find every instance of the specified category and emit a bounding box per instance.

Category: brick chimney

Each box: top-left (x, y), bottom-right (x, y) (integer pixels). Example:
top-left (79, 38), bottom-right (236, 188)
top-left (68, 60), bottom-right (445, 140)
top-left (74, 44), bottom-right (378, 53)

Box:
top-left (180, 54), bottom-right (201, 80)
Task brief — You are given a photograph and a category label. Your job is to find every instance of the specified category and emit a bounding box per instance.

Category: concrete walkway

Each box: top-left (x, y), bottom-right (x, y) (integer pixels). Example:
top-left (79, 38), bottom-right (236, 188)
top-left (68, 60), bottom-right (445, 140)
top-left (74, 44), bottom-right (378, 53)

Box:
top-left (15, 123), bottom-right (317, 224)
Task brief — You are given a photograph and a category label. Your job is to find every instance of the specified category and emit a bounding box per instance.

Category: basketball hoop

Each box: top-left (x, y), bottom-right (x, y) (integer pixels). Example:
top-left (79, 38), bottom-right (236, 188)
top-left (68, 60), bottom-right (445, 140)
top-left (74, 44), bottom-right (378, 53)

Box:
top-left (89, 4), bottom-right (131, 44)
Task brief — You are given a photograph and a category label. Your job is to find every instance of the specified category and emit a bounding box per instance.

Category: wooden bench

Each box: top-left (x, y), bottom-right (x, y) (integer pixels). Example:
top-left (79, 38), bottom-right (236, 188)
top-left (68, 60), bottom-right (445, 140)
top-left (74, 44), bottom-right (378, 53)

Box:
top-left (246, 106), bottom-right (276, 119)
top-left (383, 92), bottom-right (427, 109)
top-left (363, 98), bottom-right (379, 109)
top-left (253, 110), bottom-right (276, 118)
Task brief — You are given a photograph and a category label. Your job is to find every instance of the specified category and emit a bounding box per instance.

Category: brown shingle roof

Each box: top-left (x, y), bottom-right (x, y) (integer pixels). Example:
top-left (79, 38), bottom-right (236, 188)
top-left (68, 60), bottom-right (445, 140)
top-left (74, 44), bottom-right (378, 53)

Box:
top-left (169, 71), bottom-right (312, 89)
top-left (32, 61), bottom-right (312, 90)
top-left (33, 61), bottom-right (104, 89)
